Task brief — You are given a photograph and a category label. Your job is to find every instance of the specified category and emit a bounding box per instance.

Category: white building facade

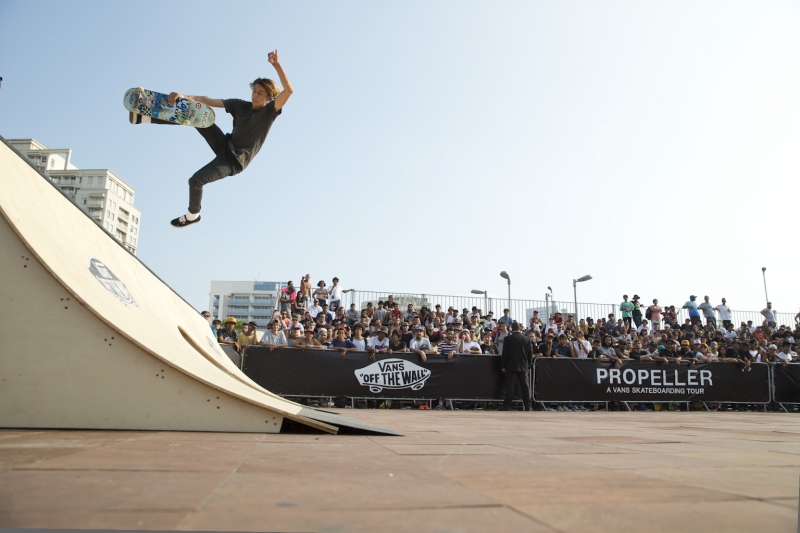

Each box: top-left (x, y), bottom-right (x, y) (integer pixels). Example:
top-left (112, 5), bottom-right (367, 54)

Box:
top-left (209, 281), bottom-right (288, 327)
top-left (8, 138), bottom-right (142, 254)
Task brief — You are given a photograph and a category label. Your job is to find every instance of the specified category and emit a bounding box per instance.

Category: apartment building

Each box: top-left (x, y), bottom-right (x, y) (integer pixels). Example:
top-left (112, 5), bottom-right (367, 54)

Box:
top-left (209, 281), bottom-right (289, 327)
top-left (8, 138), bottom-right (142, 254)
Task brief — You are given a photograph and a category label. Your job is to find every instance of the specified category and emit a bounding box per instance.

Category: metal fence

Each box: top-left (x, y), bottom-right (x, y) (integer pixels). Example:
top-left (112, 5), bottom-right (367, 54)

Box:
top-left (344, 290), bottom-right (797, 329)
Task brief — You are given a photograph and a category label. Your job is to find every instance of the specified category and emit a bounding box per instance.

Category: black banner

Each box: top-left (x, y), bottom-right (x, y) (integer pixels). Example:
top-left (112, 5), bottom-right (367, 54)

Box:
top-left (243, 347), bottom-right (505, 399)
top-left (534, 358), bottom-right (770, 403)
top-left (773, 364), bottom-right (800, 404)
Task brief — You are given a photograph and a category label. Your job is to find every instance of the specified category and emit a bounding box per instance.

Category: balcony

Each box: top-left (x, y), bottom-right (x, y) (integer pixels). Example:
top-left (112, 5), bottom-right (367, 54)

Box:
top-left (86, 200), bottom-right (104, 207)
top-left (118, 211), bottom-right (129, 222)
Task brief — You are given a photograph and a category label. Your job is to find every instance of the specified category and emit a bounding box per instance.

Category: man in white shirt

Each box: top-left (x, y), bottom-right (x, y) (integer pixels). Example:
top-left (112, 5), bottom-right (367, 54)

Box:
top-left (307, 299), bottom-right (323, 318)
top-left (714, 298), bottom-right (732, 329)
top-left (403, 304), bottom-right (415, 320)
top-left (571, 331), bottom-right (592, 359)
top-left (409, 326), bottom-right (435, 362)
top-left (776, 342), bottom-right (797, 364)
top-left (327, 277), bottom-right (352, 312)
top-left (367, 327), bottom-right (391, 359)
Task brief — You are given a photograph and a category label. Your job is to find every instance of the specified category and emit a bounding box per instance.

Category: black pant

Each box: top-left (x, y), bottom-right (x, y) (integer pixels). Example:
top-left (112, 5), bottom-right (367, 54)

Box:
top-left (504, 370), bottom-right (531, 409)
top-left (187, 125), bottom-right (241, 213)
top-left (632, 311), bottom-right (643, 328)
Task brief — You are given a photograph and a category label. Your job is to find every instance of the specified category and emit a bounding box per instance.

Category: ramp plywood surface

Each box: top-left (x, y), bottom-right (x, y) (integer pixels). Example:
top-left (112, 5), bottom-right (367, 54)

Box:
top-left (0, 137), bottom-right (396, 436)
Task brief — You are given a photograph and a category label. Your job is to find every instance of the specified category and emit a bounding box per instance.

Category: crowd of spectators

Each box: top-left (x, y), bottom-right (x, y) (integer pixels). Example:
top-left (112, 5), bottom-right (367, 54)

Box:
top-left (202, 284), bottom-right (800, 411)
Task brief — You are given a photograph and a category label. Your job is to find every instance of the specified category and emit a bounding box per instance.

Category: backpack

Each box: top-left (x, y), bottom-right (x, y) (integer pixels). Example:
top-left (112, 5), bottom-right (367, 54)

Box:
top-left (645, 306), bottom-right (653, 320)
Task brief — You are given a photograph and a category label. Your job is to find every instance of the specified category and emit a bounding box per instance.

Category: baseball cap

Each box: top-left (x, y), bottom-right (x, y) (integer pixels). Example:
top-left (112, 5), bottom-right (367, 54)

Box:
top-left (681, 340), bottom-right (690, 346)
top-left (692, 339), bottom-right (701, 345)
top-left (414, 325), bottom-right (423, 330)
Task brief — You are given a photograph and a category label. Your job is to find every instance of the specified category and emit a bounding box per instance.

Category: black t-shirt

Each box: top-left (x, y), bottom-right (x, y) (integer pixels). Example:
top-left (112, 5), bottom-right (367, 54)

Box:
top-left (401, 332), bottom-right (414, 346)
top-left (223, 98), bottom-right (282, 169)
top-left (218, 327), bottom-right (237, 342)
top-left (629, 349), bottom-right (649, 361)
top-left (660, 349), bottom-right (679, 358)
top-left (481, 343), bottom-right (498, 355)
top-left (388, 340), bottom-right (406, 351)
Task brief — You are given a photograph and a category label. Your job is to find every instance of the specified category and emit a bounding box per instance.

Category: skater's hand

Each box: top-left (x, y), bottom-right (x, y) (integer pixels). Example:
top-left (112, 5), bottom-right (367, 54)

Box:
top-left (268, 49), bottom-right (279, 65)
top-left (168, 92), bottom-right (183, 105)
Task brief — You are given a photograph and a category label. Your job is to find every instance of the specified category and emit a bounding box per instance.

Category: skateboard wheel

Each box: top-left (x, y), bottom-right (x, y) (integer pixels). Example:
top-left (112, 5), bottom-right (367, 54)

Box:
top-left (183, 120), bottom-right (190, 126)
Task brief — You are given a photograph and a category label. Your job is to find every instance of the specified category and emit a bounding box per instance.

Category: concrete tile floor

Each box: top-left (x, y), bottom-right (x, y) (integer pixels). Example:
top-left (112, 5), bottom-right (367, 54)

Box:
top-left (0, 411), bottom-right (798, 532)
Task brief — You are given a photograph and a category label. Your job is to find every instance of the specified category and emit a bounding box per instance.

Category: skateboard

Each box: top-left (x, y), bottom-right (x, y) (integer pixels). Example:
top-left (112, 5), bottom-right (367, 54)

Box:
top-left (123, 87), bottom-right (216, 128)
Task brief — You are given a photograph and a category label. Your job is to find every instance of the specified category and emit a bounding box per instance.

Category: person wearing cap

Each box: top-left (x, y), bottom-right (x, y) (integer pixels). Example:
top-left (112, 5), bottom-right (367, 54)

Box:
top-left (683, 295), bottom-right (701, 326)
top-left (500, 321), bottom-right (533, 411)
top-left (291, 327), bottom-right (324, 349)
top-left (458, 330), bottom-right (482, 354)
top-left (211, 318), bottom-right (222, 336)
top-left (367, 327), bottom-right (391, 359)
top-left (218, 317), bottom-right (240, 350)
top-left (329, 327), bottom-right (358, 357)
top-left (409, 326), bottom-right (435, 362)
top-left (259, 321), bottom-right (288, 350)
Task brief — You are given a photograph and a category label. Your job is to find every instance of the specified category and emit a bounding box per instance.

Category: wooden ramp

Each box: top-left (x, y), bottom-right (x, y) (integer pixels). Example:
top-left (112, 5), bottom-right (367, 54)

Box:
top-left (0, 136), bottom-right (397, 436)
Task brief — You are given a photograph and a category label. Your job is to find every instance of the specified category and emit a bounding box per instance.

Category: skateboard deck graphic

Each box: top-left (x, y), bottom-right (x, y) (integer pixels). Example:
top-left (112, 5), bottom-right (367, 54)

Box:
top-left (123, 87), bottom-right (216, 128)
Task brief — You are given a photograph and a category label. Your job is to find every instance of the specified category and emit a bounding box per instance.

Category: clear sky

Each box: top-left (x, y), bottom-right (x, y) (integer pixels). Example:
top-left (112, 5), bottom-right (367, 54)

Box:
top-left (1, 1), bottom-right (798, 315)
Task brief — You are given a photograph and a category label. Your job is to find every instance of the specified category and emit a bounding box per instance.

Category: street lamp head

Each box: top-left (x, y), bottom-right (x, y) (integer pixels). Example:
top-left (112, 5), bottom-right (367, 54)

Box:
top-left (547, 286), bottom-right (552, 292)
top-left (762, 267), bottom-right (766, 272)
top-left (471, 290), bottom-right (485, 295)
top-left (576, 275), bottom-right (592, 283)
top-left (500, 271), bottom-right (510, 281)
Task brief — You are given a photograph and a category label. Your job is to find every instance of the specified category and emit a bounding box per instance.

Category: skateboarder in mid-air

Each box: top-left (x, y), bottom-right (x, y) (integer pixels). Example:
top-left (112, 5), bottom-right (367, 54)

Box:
top-left (167, 49), bottom-right (292, 228)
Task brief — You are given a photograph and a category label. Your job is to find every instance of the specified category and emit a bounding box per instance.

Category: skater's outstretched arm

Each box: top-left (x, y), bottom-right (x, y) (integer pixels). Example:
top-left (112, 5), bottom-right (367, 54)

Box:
top-left (167, 93), bottom-right (224, 108)
top-left (268, 50), bottom-right (293, 111)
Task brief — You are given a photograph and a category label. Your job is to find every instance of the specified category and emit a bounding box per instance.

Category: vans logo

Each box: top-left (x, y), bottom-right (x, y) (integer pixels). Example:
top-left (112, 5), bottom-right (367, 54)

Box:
top-left (355, 359), bottom-right (431, 393)
top-left (88, 258), bottom-right (137, 307)
top-left (207, 336), bottom-right (226, 358)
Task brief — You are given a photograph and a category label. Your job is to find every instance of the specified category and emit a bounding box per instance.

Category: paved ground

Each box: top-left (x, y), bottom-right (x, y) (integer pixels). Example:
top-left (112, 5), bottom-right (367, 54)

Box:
top-left (1, 411), bottom-right (798, 532)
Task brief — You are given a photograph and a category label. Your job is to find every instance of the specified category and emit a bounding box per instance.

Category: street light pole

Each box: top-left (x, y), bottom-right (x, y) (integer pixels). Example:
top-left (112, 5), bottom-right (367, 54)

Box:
top-left (761, 267), bottom-right (769, 306)
top-left (500, 271), bottom-right (511, 319)
top-left (573, 275), bottom-right (592, 319)
top-left (470, 289), bottom-right (488, 316)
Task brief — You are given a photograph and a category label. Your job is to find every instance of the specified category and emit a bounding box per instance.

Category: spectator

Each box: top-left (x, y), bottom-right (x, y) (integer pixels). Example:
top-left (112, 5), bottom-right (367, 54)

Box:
top-left (329, 327), bottom-right (358, 357)
top-left (299, 274), bottom-right (312, 306)
top-left (495, 322), bottom-right (510, 354)
top-left (367, 326), bottom-right (391, 359)
top-left (409, 325), bottom-right (435, 362)
top-left (647, 299), bottom-right (662, 330)
top-left (279, 310), bottom-right (291, 328)
top-left (597, 335), bottom-right (622, 367)
top-left (211, 318), bottom-right (222, 336)
top-left (399, 323), bottom-right (413, 346)
top-left (292, 291), bottom-right (307, 316)
top-left (551, 334), bottom-right (573, 358)
top-left (458, 330), bottom-right (482, 354)
top-left (286, 324), bottom-right (302, 344)
top-left (714, 298), bottom-right (732, 329)
top-left (292, 328), bottom-right (324, 349)
top-left (328, 277), bottom-right (353, 312)
top-left (571, 331), bottom-right (592, 358)
top-left (529, 310), bottom-right (543, 331)
top-left (683, 295), bottom-right (701, 325)
top-left (500, 321), bottom-right (533, 411)
top-left (375, 301), bottom-right (389, 324)
top-left (237, 322), bottom-right (258, 353)
top-left (259, 321), bottom-right (288, 350)
top-left (308, 299), bottom-right (322, 318)
top-left (387, 330), bottom-right (408, 353)
top-left (631, 295), bottom-right (643, 328)
top-left (762, 302), bottom-right (777, 329)
top-left (287, 314), bottom-right (304, 334)
top-left (313, 280), bottom-right (328, 306)
top-left (663, 306), bottom-right (677, 328)
top-left (438, 329), bottom-right (459, 359)
top-left (279, 281), bottom-right (296, 316)
top-left (620, 295), bottom-right (634, 329)
top-left (350, 323), bottom-right (367, 351)
top-left (316, 328), bottom-right (331, 347)
top-left (480, 332), bottom-right (498, 354)
top-left (698, 296), bottom-right (716, 328)
top-left (403, 303), bottom-right (415, 320)
top-left (498, 309), bottom-right (513, 327)
top-left (390, 303), bottom-right (403, 321)
top-left (776, 341), bottom-right (797, 364)
top-left (346, 303), bottom-right (359, 326)
top-left (218, 317), bottom-right (240, 350)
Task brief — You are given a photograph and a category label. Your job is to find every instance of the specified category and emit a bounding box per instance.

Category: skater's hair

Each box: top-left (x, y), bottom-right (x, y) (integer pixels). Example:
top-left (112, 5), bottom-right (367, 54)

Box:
top-left (250, 78), bottom-right (280, 99)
